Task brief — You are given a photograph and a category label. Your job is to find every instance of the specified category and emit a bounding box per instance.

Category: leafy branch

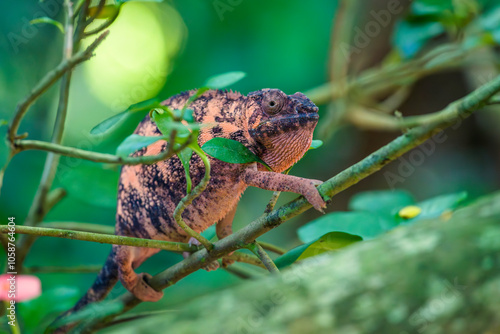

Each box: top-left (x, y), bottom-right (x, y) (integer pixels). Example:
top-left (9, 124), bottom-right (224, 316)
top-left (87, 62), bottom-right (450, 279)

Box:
top-left (74, 74), bottom-right (500, 332)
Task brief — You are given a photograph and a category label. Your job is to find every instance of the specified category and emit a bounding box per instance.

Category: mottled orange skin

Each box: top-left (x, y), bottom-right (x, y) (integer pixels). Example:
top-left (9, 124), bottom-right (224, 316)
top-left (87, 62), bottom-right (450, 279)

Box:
top-left (55, 88), bottom-right (324, 330)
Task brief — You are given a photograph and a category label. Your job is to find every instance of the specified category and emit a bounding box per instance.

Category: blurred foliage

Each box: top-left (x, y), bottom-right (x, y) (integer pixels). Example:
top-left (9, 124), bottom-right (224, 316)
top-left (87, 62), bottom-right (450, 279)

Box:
top-left (0, 0), bottom-right (499, 332)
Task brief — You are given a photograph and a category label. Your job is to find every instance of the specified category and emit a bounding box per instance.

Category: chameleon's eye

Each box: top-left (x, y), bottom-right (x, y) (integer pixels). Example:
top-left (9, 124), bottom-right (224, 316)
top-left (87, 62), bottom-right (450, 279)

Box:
top-left (264, 99), bottom-right (281, 115)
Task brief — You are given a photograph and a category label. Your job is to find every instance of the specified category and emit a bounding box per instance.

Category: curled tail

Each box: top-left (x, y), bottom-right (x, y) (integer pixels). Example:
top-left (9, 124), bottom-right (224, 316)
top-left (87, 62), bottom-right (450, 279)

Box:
top-left (48, 249), bottom-right (119, 333)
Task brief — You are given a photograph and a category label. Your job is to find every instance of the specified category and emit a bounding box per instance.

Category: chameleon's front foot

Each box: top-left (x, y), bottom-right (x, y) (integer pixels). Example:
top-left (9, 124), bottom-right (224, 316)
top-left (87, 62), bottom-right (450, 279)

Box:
top-left (131, 273), bottom-right (164, 302)
top-left (243, 169), bottom-right (326, 213)
top-left (308, 179), bottom-right (327, 213)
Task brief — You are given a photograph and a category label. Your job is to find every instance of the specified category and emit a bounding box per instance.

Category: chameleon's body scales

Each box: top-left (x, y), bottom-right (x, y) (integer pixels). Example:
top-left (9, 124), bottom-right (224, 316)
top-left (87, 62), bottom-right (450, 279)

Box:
top-left (53, 88), bottom-right (324, 332)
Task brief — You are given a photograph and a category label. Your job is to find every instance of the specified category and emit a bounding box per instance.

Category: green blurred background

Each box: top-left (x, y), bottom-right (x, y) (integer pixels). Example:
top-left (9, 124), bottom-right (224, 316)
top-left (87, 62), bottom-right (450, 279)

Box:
top-left (1, 0), bottom-right (499, 332)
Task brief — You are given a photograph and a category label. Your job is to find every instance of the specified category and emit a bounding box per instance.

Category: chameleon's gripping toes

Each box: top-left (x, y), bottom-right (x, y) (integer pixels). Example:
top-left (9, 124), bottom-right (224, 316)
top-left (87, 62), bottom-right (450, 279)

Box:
top-left (54, 88), bottom-right (324, 331)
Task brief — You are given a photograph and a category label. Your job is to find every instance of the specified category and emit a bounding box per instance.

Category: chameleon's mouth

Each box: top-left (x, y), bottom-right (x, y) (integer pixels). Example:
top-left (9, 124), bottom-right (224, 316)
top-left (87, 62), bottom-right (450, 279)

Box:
top-left (255, 113), bottom-right (319, 131)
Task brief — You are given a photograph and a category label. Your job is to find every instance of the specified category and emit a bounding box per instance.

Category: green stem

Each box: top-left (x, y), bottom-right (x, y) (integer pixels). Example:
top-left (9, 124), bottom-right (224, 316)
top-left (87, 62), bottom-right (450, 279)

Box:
top-left (7, 31), bottom-right (108, 145)
top-left (247, 242), bottom-right (279, 274)
top-left (0, 225), bottom-right (196, 253)
top-left (173, 145), bottom-right (213, 250)
top-left (15, 139), bottom-right (180, 165)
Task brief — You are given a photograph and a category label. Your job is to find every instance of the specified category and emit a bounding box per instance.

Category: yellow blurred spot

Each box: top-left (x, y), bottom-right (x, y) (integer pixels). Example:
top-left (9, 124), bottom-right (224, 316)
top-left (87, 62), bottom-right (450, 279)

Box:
top-left (82, 2), bottom-right (186, 111)
top-left (398, 205), bottom-right (422, 219)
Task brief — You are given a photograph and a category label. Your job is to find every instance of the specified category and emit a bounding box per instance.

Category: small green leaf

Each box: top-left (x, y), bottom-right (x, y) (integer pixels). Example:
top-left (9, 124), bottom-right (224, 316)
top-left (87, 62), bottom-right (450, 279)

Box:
top-left (116, 134), bottom-right (164, 157)
top-left (128, 98), bottom-right (160, 112)
top-left (298, 211), bottom-right (394, 243)
top-left (201, 137), bottom-right (270, 168)
top-left (178, 147), bottom-right (193, 193)
top-left (204, 71), bottom-right (246, 89)
top-left (297, 232), bottom-right (362, 260)
top-left (90, 111), bottom-right (129, 135)
top-left (90, 98), bottom-right (160, 136)
top-left (398, 191), bottom-right (468, 225)
top-left (349, 190), bottom-right (415, 214)
top-left (309, 140), bottom-right (323, 150)
top-left (151, 109), bottom-right (203, 144)
top-left (275, 232), bottom-right (362, 268)
top-left (87, 4), bottom-right (120, 19)
top-left (30, 17), bottom-right (64, 33)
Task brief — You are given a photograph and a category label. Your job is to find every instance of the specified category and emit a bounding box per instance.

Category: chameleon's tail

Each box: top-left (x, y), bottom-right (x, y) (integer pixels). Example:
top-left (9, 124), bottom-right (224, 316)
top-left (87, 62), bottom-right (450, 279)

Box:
top-left (47, 248), bottom-right (119, 333)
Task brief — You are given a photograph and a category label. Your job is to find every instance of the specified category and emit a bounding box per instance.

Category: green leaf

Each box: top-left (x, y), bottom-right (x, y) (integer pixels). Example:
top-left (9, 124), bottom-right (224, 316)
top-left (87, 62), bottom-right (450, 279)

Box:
top-left (398, 191), bottom-right (468, 225)
top-left (201, 137), bottom-right (270, 168)
top-left (151, 109), bottom-right (202, 144)
top-left (349, 190), bottom-right (415, 214)
top-left (309, 140), bottom-right (323, 150)
top-left (178, 147), bottom-right (193, 193)
top-left (204, 71), bottom-right (246, 89)
top-left (116, 134), bottom-right (164, 157)
top-left (30, 17), bottom-right (64, 33)
top-left (90, 98), bottom-right (160, 136)
top-left (90, 111), bottom-right (129, 135)
top-left (275, 232), bottom-right (362, 268)
top-left (298, 211), bottom-right (394, 242)
top-left (128, 98), bottom-right (161, 112)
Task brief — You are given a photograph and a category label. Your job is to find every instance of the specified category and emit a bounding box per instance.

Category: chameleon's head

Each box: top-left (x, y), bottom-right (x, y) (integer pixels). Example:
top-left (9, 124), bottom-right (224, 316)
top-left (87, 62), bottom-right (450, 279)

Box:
top-left (246, 89), bottom-right (319, 172)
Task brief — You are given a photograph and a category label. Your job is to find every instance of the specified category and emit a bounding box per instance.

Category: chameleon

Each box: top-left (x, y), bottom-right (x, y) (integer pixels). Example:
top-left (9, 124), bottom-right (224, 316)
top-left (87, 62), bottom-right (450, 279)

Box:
top-left (53, 88), bottom-right (325, 331)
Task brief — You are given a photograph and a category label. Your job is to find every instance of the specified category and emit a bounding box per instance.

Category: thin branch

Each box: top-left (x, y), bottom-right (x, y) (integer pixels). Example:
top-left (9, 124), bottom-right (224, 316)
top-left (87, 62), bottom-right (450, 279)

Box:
top-left (74, 74), bottom-right (500, 332)
top-left (247, 242), bottom-right (279, 274)
top-left (15, 139), bottom-right (181, 165)
top-left (305, 43), bottom-right (476, 106)
top-left (257, 241), bottom-right (286, 255)
top-left (7, 30), bottom-right (108, 144)
top-left (42, 222), bottom-right (114, 234)
top-left (226, 252), bottom-right (266, 269)
top-left (264, 191), bottom-right (281, 214)
top-left (0, 225), bottom-right (197, 253)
